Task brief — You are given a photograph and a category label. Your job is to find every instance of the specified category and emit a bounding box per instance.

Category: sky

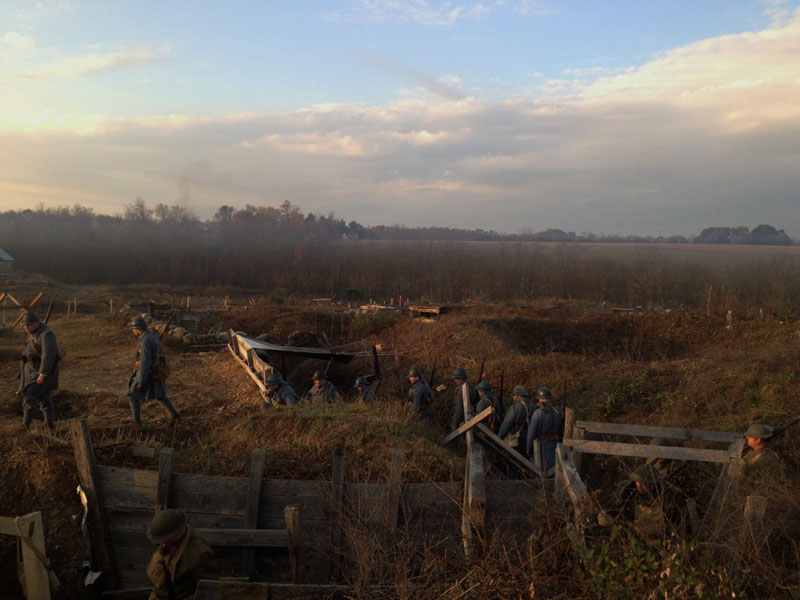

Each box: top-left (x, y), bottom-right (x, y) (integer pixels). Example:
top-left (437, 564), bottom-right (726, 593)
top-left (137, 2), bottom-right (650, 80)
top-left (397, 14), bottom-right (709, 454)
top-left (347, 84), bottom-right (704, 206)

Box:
top-left (1, 0), bottom-right (799, 237)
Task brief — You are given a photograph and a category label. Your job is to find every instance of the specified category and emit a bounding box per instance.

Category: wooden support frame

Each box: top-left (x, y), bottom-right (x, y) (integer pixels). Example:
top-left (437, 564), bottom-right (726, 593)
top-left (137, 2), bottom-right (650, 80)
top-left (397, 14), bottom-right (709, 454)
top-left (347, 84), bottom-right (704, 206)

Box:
top-left (70, 418), bottom-right (118, 587)
top-left (554, 444), bottom-right (587, 521)
top-left (0, 512), bottom-right (52, 600)
top-left (574, 420), bottom-right (739, 443)
top-left (474, 423), bottom-right (539, 475)
top-left (156, 448), bottom-right (175, 512)
top-left (329, 447), bottom-right (346, 581)
top-left (561, 439), bottom-right (734, 463)
top-left (242, 449), bottom-right (266, 577)
top-left (285, 505), bottom-right (304, 584)
top-left (384, 448), bottom-right (404, 530)
top-left (441, 407), bottom-right (493, 445)
top-left (10, 291), bottom-right (43, 328)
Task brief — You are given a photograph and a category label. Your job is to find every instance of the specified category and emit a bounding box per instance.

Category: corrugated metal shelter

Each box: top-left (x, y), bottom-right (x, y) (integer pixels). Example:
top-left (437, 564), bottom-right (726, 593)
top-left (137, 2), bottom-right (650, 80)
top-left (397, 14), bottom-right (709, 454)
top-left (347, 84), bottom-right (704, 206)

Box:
top-left (0, 248), bottom-right (14, 272)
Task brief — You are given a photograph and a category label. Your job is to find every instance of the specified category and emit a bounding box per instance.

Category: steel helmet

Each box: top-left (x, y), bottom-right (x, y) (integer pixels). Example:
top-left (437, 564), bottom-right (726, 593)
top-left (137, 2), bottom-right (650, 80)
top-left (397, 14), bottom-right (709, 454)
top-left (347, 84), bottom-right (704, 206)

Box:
top-left (476, 380), bottom-right (492, 392)
top-left (21, 312), bottom-right (40, 325)
top-left (537, 387), bottom-right (554, 401)
top-left (408, 366), bottom-right (422, 378)
top-left (354, 376), bottom-right (369, 388)
top-left (266, 372), bottom-right (283, 385)
top-left (312, 369), bottom-right (327, 380)
top-left (511, 385), bottom-right (529, 397)
top-left (452, 367), bottom-right (468, 380)
top-left (745, 424), bottom-right (773, 439)
top-left (131, 316), bottom-right (148, 329)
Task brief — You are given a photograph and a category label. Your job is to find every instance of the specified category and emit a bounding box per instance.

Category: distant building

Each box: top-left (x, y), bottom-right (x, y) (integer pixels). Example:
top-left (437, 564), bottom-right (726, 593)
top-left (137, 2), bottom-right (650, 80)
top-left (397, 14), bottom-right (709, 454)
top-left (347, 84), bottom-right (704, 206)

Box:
top-left (0, 248), bottom-right (14, 273)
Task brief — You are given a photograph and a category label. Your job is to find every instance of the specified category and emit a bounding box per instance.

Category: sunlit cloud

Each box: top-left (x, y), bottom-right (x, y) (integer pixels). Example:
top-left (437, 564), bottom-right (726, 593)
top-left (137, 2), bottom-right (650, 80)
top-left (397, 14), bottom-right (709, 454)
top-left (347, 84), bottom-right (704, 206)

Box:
top-left (1, 31), bottom-right (35, 49)
top-left (330, 0), bottom-right (498, 26)
top-left (12, 45), bottom-right (165, 80)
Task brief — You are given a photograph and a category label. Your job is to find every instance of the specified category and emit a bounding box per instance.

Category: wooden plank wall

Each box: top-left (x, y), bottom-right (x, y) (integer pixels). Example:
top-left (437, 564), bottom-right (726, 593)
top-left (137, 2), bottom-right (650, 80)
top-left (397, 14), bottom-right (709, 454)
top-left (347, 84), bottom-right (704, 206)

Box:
top-left (97, 466), bottom-right (526, 588)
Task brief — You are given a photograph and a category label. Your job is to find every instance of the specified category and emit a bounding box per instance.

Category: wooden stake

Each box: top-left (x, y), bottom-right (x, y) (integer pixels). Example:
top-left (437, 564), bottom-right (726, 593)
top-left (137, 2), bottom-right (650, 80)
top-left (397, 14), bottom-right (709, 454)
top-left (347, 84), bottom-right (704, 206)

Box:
top-left (285, 505), bottom-right (304, 584)
top-left (242, 449), bottom-right (266, 578)
top-left (156, 448), bottom-right (175, 513)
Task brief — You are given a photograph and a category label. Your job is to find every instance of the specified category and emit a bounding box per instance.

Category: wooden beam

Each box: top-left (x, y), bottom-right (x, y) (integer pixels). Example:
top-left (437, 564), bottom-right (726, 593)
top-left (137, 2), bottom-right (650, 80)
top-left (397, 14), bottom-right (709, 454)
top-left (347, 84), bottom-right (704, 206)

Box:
top-left (156, 448), bottom-right (174, 512)
top-left (329, 447), bottom-right (346, 581)
top-left (555, 444), bottom-right (587, 520)
top-left (562, 439), bottom-right (733, 463)
top-left (0, 515), bottom-right (34, 537)
top-left (16, 512), bottom-right (52, 600)
top-left (573, 420), bottom-right (739, 443)
top-left (467, 445), bottom-right (486, 528)
top-left (69, 418), bottom-right (118, 587)
top-left (242, 449), bottom-right (266, 578)
top-left (227, 343), bottom-right (268, 395)
top-left (441, 407), bottom-right (493, 445)
top-left (285, 505), bottom-right (304, 584)
top-left (474, 423), bottom-right (539, 475)
top-left (196, 528), bottom-right (288, 547)
top-left (384, 448), bottom-right (404, 530)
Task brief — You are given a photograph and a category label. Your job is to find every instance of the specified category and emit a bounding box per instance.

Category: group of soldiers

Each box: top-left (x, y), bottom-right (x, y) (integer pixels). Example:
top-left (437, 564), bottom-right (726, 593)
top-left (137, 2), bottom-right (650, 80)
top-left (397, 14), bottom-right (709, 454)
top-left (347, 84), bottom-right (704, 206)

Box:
top-left (261, 369), bottom-right (376, 408)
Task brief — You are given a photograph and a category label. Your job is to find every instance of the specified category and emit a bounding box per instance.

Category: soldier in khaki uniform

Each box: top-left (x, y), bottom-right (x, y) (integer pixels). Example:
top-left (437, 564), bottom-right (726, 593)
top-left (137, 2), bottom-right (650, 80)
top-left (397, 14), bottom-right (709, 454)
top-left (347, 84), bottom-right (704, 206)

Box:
top-left (146, 509), bottom-right (218, 600)
top-left (743, 424), bottom-right (781, 476)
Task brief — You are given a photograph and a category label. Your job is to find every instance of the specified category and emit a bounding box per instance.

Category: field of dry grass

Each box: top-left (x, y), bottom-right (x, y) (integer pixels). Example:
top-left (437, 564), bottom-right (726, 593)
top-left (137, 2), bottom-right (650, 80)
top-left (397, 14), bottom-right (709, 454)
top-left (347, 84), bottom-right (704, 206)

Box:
top-left (1, 270), bottom-right (800, 598)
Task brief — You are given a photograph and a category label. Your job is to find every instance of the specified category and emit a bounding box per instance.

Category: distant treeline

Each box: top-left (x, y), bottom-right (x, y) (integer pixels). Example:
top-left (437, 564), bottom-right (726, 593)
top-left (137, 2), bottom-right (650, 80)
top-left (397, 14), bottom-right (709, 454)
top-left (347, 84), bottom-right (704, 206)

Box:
top-left (2, 202), bottom-right (799, 312)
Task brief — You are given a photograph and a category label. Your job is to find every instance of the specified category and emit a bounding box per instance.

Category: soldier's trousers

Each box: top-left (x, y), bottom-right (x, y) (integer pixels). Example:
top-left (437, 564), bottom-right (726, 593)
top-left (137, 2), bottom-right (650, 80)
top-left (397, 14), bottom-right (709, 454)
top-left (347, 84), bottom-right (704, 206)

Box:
top-left (128, 395), bottom-right (179, 425)
top-left (23, 388), bottom-right (54, 428)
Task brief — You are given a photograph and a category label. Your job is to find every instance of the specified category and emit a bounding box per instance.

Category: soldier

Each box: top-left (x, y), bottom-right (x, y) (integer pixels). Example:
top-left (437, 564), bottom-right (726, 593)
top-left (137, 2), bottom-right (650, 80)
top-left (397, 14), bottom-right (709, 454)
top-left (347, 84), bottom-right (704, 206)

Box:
top-left (743, 424), bottom-right (781, 476)
top-left (475, 380), bottom-right (504, 430)
top-left (497, 385), bottom-right (536, 457)
top-left (302, 370), bottom-right (341, 404)
top-left (262, 372), bottom-right (299, 408)
top-left (449, 367), bottom-right (479, 430)
top-left (407, 366), bottom-right (432, 420)
top-left (646, 438), bottom-right (685, 483)
top-left (18, 312), bottom-right (59, 431)
top-left (146, 509), bottom-right (218, 600)
top-left (354, 376), bottom-right (376, 404)
top-left (526, 387), bottom-right (563, 475)
top-left (127, 316), bottom-right (181, 426)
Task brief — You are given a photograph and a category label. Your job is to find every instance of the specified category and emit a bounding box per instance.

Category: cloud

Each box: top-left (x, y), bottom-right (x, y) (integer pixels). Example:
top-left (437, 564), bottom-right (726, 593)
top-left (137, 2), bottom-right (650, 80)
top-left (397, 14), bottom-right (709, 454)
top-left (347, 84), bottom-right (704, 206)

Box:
top-left (12, 45), bottom-right (165, 80)
top-left (332, 0), bottom-right (497, 26)
top-left (1, 9), bottom-right (799, 236)
top-left (1, 31), bottom-right (35, 49)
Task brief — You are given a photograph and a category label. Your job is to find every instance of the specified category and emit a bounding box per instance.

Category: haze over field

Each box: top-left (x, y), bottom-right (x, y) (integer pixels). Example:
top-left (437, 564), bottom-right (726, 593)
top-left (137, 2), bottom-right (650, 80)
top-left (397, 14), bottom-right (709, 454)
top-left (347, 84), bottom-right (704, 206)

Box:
top-left (1, 1), bottom-right (799, 237)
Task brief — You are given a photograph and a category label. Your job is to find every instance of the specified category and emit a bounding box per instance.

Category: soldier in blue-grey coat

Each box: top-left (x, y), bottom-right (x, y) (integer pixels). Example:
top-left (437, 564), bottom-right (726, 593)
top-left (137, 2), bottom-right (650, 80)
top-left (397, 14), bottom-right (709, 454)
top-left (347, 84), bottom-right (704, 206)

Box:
top-left (18, 311), bottom-right (59, 430)
top-left (354, 376), bottom-right (376, 404)
top-left (407, 366), bottom-right (432, 420)
top-left (497, 385), bottom-right (536, 456)
top-left (263, 372), bottom-right (299, 408)
top-left (526, 387), bottom-right (563, 475)
top-left (302, 370), bottom-right (342, 404)
top-left (449, 367), bottom-right (479, 430)
top-left (126, 316), bottom-right (181, 426)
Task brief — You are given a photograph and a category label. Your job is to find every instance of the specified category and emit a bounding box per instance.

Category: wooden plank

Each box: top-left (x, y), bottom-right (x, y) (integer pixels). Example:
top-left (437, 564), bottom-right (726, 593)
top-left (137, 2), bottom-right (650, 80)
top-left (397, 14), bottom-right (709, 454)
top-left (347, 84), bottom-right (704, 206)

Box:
top-left (196, 528), bottom-right (289, 547)
top-left (562, 439), bottom-right (733, 463)
top-left (474, 423), bottom-right (539, 475)
top-left (329, 447), bottom-right (345, 581)
top-left (384, 448), bottom-right (404, 530)
top-left (573, 420), bottom-right (739, 443)
top-left (441, 407), bottom-right (493, 445)
top-left (285, 505), bottom-right (304, 584)
top-left (227, 343), bottom-right (269, 394)
top-left (555, 444), bottom-right (587, 517)
top-left (17, 512), bottom-right (52, 600)
top-left (195, 580), bottom-right (349, 600)
top-left (467, 445), bottom-right (486, 528)
top-left (0, 515), bottom-right (34, 537)
top-left (70, 418), bottom-right (119, 587)
top-left (156, 447), bottom-right (175, 512)
top-left (171, 473), bottom-right (249, 514)
top-left (563, 407), bottom-right (576, 440)
top-left (242, 449), bottom-right (266, 578)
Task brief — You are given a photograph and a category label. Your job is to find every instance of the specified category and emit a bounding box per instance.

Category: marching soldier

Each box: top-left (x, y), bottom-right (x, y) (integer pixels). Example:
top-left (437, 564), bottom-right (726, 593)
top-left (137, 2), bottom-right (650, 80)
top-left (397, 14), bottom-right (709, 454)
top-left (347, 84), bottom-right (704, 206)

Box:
top-left (18, 312), bottom-right (59, 431)
top-left (263, 372), bottom-right (299, 408)
top-left (497, 385), bottom-right (536, 457)
top-left (449, 367), bottom-right (479, 430)
top-left (526, 387), bottom-right (563, 475)
top-left (475, 380), bottom-right (504, 430)
top-left (354, 376), bottom-right (376, 404)
top-left (302, 370), bottom-right (341, 404)
top-left (407, 366), bottom-right (432, 420)
top-left (126, 316), bottom-right (181, 426)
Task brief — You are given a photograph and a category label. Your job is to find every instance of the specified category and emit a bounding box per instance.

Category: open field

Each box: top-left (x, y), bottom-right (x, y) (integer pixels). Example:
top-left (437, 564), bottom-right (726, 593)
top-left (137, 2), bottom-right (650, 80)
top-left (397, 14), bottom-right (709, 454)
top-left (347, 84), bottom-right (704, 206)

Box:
top-left (1, 269), bottom-right (800, 598)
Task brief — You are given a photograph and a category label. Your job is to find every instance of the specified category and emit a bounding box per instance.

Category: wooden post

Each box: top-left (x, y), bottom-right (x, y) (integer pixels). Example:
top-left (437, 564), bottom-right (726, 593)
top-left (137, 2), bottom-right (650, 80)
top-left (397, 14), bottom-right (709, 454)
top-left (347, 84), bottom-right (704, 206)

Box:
top-left (110, 298), bottom-right (113, 314)
top-left (467, 445), bottom-right (486, 529)
top-left (572, 425), bottom-right (585, 472)
top-left (156, 448), bottom-right (175, 513)
top-left (563, 407), bottom-right (576, 440)
top-left (285, 505), bottom-right (304, 584)
top-left (15, 512), bottom-right (52, 600)
top-left (329, 447), bottom-right (346, 581)
top-left (186, 296), bottom-right (190, 309)
top-left (242, 449), bottom-right (266, 577)
top-left (69, 418), bottom-right (118, 587)
top-left (74, 298), bottom-right (77, 314)
top-left (384, 448), bottom-right (404, 530)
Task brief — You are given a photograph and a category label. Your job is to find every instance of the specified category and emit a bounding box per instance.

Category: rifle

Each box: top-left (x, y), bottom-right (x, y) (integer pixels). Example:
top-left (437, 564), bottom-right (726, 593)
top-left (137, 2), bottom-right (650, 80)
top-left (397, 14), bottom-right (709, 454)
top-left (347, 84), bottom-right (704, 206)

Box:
top-left (159, 311), bottom-right (177, 340)
top-left (477, 357), bottom-right (486, 383)
top-left (429, 358), bottom-right (437, 394)
top-left (560, 374), bottom-right (567, 437)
